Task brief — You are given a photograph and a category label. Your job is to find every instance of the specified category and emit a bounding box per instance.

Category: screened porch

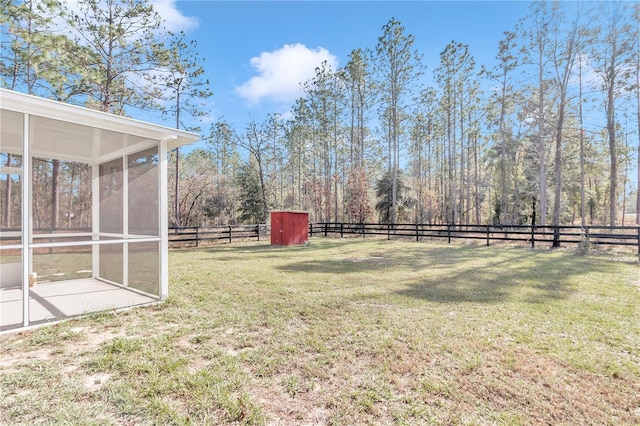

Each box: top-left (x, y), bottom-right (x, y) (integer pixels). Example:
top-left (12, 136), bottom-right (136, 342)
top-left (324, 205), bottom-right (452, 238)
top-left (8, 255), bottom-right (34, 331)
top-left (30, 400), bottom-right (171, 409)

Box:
top-left (0, 89), bottom-right (198, 331)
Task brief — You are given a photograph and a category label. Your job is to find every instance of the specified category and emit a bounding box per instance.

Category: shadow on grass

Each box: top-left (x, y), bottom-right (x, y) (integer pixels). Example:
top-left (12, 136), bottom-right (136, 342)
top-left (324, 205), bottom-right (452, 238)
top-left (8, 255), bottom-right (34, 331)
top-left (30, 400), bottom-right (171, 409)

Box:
top-left (394, 249), bottom-right (609, 304)
top-left (275, 242), bottom-right (535, 275)
top-left (277, 241), bottom-right (612, 304)
top-left (188, 239), bottom-right (349, 262)
top-left (175, 238), bottom-right (619, 305)
top-left (276, 257), bottom-right (391, 274)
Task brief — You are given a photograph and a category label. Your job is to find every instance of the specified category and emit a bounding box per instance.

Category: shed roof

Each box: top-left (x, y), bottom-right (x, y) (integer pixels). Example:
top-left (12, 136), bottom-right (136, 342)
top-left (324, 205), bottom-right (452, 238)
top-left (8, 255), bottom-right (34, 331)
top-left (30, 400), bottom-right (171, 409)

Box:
top-left (0, 89), bottom-right (199, 163)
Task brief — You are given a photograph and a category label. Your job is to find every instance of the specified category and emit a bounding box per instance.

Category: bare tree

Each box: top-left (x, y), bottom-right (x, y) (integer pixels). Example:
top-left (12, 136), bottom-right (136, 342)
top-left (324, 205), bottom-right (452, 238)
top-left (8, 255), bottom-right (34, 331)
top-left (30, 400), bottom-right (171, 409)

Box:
top-left (549, 2), bottom-right (585, 244)
top-left (591, 1), bottom-right (634, 226)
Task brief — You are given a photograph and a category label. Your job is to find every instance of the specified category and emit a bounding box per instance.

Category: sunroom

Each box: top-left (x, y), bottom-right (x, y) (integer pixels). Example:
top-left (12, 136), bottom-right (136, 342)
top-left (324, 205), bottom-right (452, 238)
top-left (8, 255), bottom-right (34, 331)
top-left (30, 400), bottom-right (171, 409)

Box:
top-left (0, 89), bottom-right (199, 331)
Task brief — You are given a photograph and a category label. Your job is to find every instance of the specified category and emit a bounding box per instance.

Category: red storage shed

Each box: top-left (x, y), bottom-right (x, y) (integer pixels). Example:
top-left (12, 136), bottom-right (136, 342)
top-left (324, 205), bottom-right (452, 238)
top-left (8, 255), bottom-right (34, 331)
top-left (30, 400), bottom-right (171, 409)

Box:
top-left (271, 211), bottom-right (309, 246)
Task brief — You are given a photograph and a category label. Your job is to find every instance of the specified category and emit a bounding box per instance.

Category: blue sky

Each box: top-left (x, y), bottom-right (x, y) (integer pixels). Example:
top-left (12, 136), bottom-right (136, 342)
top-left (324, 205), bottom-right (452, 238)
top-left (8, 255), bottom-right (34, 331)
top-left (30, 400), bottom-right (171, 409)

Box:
top-left (151, 0), bottom-right (534, 133)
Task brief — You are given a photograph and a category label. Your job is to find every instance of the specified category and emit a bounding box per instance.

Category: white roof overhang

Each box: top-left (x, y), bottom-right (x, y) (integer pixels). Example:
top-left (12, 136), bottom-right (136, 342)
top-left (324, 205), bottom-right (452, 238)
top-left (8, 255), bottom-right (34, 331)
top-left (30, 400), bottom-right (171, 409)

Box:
top-left (0, 88), bottom-right (199, 163)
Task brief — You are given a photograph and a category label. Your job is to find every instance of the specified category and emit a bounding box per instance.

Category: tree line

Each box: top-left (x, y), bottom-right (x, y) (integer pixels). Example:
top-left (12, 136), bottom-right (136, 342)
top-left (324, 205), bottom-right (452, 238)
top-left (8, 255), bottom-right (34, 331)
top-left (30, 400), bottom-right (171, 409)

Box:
top-left (1, 0), bottom-right (639, 232)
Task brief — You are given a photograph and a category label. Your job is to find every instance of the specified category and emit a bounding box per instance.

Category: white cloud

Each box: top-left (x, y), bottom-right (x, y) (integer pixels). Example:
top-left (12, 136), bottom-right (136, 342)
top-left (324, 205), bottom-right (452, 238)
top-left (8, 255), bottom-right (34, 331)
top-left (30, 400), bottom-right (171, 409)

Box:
top-left (151, 0), bottom-right (199, 33)
top-left (56, 0), bottom-right (197, 38)
top-left (236, 43), bottom-right (338, 105)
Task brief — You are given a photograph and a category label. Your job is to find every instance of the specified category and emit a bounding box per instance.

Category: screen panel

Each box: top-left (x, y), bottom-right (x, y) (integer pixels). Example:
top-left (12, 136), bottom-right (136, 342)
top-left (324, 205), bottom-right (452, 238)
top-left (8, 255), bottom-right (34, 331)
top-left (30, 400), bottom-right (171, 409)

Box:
top-left (128, 147), bottom-right (159, 236)
top-left (99, 158), bottom-right (123, 235)
top-left (128, 241), bottom-right (160, 296)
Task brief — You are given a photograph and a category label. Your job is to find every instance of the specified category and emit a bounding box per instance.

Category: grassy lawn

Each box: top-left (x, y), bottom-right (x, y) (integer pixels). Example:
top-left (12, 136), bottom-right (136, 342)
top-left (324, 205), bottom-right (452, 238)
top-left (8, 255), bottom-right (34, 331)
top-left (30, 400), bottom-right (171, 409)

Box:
top-left (1, 238), bottom-right (638, 425)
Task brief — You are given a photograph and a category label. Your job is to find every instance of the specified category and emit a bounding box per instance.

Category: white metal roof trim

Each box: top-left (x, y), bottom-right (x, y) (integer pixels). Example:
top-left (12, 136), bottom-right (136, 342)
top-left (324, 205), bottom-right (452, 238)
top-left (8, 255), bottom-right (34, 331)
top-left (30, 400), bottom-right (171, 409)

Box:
top-left (0, 89), bottom-right (199, 149)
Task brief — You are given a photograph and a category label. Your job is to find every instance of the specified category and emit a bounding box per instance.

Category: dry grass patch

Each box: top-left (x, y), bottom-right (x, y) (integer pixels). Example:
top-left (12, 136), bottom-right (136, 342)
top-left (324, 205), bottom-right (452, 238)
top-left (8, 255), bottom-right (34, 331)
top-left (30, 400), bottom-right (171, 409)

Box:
top-left (1, 238), bottom-right (638, 425)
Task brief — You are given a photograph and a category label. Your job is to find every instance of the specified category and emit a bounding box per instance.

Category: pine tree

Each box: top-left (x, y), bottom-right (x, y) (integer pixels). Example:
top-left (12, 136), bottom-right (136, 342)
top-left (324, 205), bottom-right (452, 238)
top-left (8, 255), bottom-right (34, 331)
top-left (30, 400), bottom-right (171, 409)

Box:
top-left (375, 18), bottom-right (424, 224)
top-left (69, 0), bottom-right (165, 114)
top-left (375, 170), bottom-right (411, 223)
top-left (153, 31), bottom-right (212, 227)
top-left (236, 161), bottom-right (266, 224)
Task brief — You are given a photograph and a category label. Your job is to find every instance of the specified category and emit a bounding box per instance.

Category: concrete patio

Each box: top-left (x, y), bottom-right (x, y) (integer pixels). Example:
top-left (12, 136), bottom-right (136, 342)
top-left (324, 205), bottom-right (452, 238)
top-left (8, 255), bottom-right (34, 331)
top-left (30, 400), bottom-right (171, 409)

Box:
top-left (1, 279), bottom-right (157, 331)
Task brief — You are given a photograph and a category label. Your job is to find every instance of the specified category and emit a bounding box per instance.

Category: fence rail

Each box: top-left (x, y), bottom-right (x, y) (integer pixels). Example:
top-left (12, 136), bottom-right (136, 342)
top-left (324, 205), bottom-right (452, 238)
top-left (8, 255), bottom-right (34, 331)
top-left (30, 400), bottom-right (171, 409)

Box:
top-left (3, 224), bottom-right (637, 253)
top-left (169, 225), bottom-right (270, 247)
top-left (309, 223), bottom-right (640, 254)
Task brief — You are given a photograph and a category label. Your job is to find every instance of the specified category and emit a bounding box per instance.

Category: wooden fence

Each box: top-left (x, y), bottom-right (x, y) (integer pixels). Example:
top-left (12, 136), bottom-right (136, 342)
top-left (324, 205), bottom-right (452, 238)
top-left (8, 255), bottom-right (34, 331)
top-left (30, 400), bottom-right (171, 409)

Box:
top-left (309, 223), bottom-right (640, 254)
top-left (169, 225), bottom-right (270, 247)
top-left (4, 224), bottom-right (635, 253)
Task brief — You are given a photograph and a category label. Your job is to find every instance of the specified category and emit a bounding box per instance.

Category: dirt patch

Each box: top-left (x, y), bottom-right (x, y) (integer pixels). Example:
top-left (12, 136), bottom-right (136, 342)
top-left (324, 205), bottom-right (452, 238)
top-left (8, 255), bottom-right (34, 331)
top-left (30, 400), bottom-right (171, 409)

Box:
top-left (84, 373), bottom-right (111, 392)
top-left (0, 346), bottom-right (52, 371)
top-left (251, 380), bottom-right (331, 425)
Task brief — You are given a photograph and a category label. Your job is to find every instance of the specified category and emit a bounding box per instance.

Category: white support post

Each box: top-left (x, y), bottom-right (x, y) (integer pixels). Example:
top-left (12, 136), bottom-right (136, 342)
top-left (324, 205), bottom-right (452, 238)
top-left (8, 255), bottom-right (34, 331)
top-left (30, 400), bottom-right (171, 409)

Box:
top-left (92, 129), bottom-right (101, 280)
top-left (122, 153), bottom-right (129, 288)
top-left (21, 114), bottom-right (30, 327)
top-left (92, 163), bottom-right (100, 279)
top-left (159, 137), bottom-right (172, 299)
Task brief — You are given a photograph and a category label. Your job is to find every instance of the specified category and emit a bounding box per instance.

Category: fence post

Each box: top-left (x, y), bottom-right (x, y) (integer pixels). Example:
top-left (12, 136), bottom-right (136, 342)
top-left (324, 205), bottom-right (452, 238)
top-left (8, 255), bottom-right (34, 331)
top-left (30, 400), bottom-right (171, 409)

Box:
top-left (637, 227), bottom-right (640, 256)
top-left (447, 224), bottom-right (451, 244)
top-left (229, 225), bottom-right (232, 244)
top-left (196, 227), bottom-right (199, 248)
top-left (340, 223), bottom-right (344, 238)
top-left (256, 225), bottom-right (260, 242)
top-left (416, 224), bottom-right (419, 242)
top-left (324, 223), bottom-right (328, 237)
top-left (309, 223), bottom-right (313, 237)
top-left (486, 225), bottom-right (490, 246)
top-left (387, 223), bottom-right (391, 240)
top-left (530, 225), bottom-right (534, 249)
top-left (553, 226), bottom-right (561, 248)
top-left (585, 226), bottom-right (590, 247)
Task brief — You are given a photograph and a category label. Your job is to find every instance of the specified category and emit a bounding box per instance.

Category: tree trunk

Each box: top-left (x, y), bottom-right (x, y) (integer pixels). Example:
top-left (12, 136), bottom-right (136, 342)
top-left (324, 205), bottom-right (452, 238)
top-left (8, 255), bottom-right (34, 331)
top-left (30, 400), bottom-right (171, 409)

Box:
top-left (606, 81), bottom-right (617, 227)
top-left (174, 88), bottom-right (181, 228)
top-left (552, 104), bottom-right (564, 247)
top-left (174, 148), bottom-right (180, 227)
top-left (538, 41), bottom-right (547, 227)
top-left (621, 133), bottom-right (629, 226)
top-left (51, 159), bottom-right (60, 229)
top-left (636, 42), bottom-right (640, 225)
top-left (67, 164), bottom-right (76, 227)
top-left (391, 110), bottom-right (398, 225)
top-left (499, 68), bottom-right (509, 225)
top-left (257, 156), bottom-right (269, 223)
top-left (579, 60), bottom-right (586, 227)
top-left (3, 154), bottom-right (12, 228)
top-left (473, 133), bottom-right (480, 224)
